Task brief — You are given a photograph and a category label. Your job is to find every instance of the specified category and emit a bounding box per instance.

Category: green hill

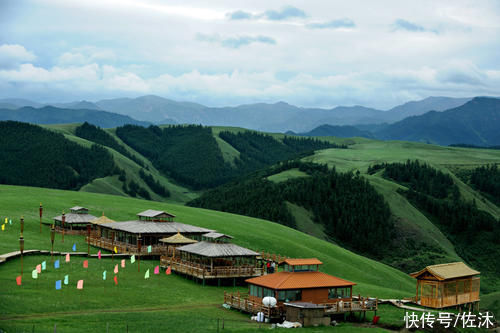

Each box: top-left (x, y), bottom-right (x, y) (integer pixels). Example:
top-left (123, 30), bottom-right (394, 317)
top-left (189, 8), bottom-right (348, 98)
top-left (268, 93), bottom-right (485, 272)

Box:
top-left (0, 184), bottom-right (414, 332)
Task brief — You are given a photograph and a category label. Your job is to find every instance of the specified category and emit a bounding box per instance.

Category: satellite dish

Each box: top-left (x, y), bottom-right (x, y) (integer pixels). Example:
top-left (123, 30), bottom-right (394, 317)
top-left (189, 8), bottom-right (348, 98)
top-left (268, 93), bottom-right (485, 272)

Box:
top-left (262, 296), bottom-right (277, 307)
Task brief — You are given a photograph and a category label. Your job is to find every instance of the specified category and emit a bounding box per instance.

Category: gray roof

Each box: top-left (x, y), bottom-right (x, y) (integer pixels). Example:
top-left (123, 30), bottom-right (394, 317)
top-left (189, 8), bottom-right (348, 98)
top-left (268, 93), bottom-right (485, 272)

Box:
top-left (101, 221), bottom-right (212, 234)
top-left (177, 241), bottom-right (259, 258)
top-left (203, 232), bottom-right (233, 239)
top-left (70, 206), bottom-right (88, 211)
top-left (53, 213), bottom-right (97, 224)
top-left (137, 209), bottom-right (176, 218)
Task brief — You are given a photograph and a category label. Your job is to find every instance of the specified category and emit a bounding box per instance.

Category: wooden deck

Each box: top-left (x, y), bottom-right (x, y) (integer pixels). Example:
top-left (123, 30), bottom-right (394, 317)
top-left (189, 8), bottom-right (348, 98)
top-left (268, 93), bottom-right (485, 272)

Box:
top-left (224, 292), bottom-right (280, 318)
top-left (223, 292), bottom-right (377, 317)
top-left (161, 257), bottom-right (264, 279)
top-left (88, 236), bottom-right (164, 256)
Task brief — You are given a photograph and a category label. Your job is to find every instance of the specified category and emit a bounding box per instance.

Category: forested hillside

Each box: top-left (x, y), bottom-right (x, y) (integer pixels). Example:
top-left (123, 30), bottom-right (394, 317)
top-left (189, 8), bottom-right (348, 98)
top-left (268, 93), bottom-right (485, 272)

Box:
top-left (0, 121), bottom-right (118, 190)
top-left (189, 161), bottom-right (393, 256)
top-left (116, 125), bottom-right (341, 189)
top-left (370, 160), bottom-right (500, 292)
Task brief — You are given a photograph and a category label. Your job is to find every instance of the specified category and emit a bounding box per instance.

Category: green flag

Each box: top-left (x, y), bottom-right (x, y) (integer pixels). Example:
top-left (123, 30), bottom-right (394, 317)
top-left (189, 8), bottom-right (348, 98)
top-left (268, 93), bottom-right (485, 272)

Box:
top-left (32, 269), bottom-right (38, 279)
top-left (64, 275), bottom-right (69, 285)
top-left (130, 255), bottom-right (135, 264)
top-left (144, 269), bottom-right (150, 279)
top-left (147, 245), bottom-right (152, 253)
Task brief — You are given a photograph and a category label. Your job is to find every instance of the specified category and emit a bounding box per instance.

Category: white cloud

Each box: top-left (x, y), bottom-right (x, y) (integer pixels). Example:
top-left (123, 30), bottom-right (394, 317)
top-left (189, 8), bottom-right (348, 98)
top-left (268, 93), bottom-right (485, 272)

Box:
top-left (0, 44), bottom-right (36, 69)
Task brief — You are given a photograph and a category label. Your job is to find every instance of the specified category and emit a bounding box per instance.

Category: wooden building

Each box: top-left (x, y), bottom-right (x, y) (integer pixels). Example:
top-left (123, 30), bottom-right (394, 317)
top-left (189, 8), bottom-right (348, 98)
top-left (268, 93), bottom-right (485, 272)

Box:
top-left (159, 232), bottom-right (198, 257)
top-left (410, 262), bottom-right (480, 309)
top-left (53, 206), bottom-right (97, 235)
top-left (161, 233), bottom-right (263, 283)
top-left (224, 258), bottom-right (378, 321)
top-left (88, 209), bottom-right (212, 255)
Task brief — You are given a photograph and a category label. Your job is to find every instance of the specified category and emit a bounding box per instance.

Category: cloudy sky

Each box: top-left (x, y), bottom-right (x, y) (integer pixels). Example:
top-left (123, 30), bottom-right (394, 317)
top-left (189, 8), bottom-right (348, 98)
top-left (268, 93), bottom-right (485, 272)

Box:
top-left (1, 0), bottom-right (499, 109)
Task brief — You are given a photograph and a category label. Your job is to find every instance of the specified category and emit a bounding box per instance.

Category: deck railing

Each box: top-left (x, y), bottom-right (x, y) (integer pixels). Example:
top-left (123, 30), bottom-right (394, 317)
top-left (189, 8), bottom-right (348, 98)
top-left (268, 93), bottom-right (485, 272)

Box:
top-left (87, 236), bottom-right (165, 255)
top-left (161, 257), bottom-right (264, 279)
top-left (224, 292), bottom-right (278, 317)
top-left (223, 292), bottom-right (377, 317)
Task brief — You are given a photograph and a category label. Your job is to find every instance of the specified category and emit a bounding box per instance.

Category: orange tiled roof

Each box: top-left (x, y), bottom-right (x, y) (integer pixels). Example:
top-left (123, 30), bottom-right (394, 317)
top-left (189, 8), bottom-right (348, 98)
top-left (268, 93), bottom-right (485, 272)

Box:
top-left (282, 258), bottom-right (323, 266)
top-left (246, 271), bottom-right (355, 290)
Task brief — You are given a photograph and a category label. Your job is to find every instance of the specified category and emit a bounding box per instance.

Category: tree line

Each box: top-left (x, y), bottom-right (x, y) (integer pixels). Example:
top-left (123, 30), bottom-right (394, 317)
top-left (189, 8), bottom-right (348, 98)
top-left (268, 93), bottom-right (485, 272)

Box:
top-left (0, 121), bottom-right (118, 190)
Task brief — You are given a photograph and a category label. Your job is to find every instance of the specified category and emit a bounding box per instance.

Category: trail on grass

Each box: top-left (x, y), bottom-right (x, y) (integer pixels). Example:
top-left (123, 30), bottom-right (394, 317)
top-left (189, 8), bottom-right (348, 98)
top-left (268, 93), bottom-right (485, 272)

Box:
top-left (0, 303), bottom-right (222, 321)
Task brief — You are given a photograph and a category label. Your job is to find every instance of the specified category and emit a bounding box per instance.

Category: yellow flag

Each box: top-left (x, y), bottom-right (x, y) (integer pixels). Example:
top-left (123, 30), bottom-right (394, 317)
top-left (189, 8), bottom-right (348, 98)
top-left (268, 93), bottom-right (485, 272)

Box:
top-left (4, 218), bottom-right (7, 223)
top-left (1, 224), bottom-right (4, 231)
top-left (114, 246), bottom-right (117, 253)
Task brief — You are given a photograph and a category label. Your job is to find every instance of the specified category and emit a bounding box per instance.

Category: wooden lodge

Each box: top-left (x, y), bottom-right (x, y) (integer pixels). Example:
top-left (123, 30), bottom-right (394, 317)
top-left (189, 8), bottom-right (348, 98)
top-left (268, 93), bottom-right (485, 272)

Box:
top-left (53, 206), bottom-right (97, 235)
top-left (87, 209), bottom-right (212, 256)
top-left (160, 233), bottom-right (263, 283)
top-left (410, 262), bottom-right (480, 310)
top-left (224, 258), bottom-right (378, 321)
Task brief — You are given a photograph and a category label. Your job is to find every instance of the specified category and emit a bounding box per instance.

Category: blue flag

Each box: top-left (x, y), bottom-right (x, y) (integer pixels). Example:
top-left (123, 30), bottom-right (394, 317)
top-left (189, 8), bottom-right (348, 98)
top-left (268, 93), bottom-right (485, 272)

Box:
top-left (54, 260), bottom-right (60, 269)
top-left (72, 243), bottom-right (76, 251)
top-left (55, 280), bottom-right (62, 290)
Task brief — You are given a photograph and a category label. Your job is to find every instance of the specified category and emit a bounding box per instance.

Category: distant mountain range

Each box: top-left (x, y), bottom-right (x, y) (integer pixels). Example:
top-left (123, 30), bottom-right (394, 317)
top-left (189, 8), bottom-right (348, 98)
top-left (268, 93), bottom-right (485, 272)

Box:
top-left (0, 106), bottom-right (149, 128)
top-left (292, 124), bottom-right (375, 139)
top-left (375, 97), bottom-right (500, 146)
top-left (0, 95), bottom-right (473, 132)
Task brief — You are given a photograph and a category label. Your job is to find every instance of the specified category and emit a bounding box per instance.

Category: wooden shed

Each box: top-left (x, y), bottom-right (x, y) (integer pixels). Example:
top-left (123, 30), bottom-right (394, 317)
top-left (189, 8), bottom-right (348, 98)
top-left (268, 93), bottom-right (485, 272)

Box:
top-left (410, 262), bottom-right (480, 309)
top-left (159, 232), bottom-right (198, 257)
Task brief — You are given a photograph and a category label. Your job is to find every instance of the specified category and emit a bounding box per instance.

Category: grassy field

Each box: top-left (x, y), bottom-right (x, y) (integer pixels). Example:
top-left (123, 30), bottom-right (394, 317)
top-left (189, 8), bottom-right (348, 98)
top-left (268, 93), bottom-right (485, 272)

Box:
top-left (0, 184), bottom-right (416, 332)
top-left (267, 168), bottom-right (310, 183)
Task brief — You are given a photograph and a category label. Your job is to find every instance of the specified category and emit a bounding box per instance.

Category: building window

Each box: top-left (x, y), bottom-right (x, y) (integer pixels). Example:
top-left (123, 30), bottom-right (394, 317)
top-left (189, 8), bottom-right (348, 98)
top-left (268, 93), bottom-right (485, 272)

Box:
top-left (263, 288), bottom-right (274, 297)
top-left (329, 287), bottom-right (350, 299)
top-left (281, 290), bottom-right (301, 302)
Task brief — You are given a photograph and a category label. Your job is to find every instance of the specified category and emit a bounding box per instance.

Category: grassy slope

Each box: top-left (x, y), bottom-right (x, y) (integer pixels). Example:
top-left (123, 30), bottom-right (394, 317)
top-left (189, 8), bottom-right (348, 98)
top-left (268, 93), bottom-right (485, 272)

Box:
top-left (0, 184), bottom-right (414, 332)
top-left (266, 168), bottom-right (310, 183)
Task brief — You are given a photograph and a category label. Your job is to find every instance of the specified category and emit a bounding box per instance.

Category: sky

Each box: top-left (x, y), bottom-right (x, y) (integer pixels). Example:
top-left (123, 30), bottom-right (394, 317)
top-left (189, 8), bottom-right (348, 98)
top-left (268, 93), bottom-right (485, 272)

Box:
top-left (0, 0), bottom-right (499, 109)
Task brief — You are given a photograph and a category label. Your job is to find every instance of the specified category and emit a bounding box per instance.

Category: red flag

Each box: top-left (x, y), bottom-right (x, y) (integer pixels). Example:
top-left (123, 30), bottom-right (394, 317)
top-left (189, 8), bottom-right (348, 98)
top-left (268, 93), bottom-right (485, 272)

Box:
top-left (154, 265), bottom-right (159, 275)
top-left (83, 260), bottom-right (88, 268)
top-left (114, 275), bottom-right (118, 285)
top-left (16, 275), bottom-right (22, 286)
top-left (98, 250), bottom-right (101, 259)
top-left (166, 266), bottom-right (171, 275)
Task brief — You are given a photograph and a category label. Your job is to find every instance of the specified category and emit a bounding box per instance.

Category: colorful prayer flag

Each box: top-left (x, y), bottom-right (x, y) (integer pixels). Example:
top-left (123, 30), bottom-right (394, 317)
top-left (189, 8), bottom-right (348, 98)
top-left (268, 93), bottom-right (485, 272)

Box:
top-left (1, 224), bottom-right (4, 231)
top-left (83, 260), bottom-right (88, 268)
top-left (9, 219), bottom-right (11, 225)
top-left (65, 253), bottom-right (70, 262)
top-left (114, 246), bottom-right (117, 253)
top-left (144, 269), bottom-right (150, 279)
top-left (4, 218), bottom-right (6, 223)
top-left (154, 265), bottom-right (159, 275)
top-left (16, 275), bottom-right (22, 286)
top-left (55, 280), bottom-right (62, 290)
top-left (121, 259), bottom-right (125, 268)
top-left (114, 264), bottom-right (118, 274)
top-left (166, 266), bottom-right (171, 275)
top-left (36, 264), bottom-right (42, 274)
top-left (130, 255), bottom-right (135, 264)
top-left (32, 269), bottom-right (38, 279)
top-left (114, 275), bottom-right (118, 285)
top-left (64, 275), bottom-right (69, 285)
top-left (147, 245), bottom-right (152, 253)
top-left (77, 280), bottom-right (84, 289)
top-left (98, 250), bottom-right (101, 259)
top-left (102, 271), bottom-right (107, 280)
top-left (41, 261), bottom-right (46, 271)
top-left (54, 260), bottom-right (60, 269)
top-left (72, 243), bottom-right (76, 251)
